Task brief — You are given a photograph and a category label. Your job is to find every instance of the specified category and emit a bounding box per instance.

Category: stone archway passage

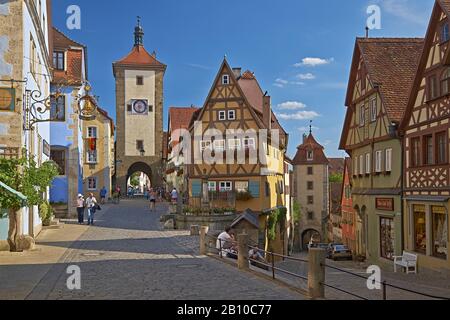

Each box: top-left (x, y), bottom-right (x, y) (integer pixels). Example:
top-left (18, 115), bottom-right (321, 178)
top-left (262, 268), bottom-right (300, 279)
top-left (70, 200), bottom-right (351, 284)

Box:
top-left (301, 229), bottom-right (321, 251)
top-left (125, 162), bottom-right (153, 194)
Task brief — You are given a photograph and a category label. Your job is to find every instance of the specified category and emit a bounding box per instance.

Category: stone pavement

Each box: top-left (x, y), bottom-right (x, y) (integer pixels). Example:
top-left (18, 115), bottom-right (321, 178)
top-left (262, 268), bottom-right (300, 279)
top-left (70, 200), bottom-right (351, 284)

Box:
top-left (0, 200), bottom-right (303, 300)
top-left (274, 253), bottom-right (450, 300)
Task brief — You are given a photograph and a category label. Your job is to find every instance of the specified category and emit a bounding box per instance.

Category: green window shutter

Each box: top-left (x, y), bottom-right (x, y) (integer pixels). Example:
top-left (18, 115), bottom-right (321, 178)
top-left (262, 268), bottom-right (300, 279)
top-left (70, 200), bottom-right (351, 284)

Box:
top-left (249, 181), bottom-right (260, 198)
top-left (191, 180), bottom-right (202, 197)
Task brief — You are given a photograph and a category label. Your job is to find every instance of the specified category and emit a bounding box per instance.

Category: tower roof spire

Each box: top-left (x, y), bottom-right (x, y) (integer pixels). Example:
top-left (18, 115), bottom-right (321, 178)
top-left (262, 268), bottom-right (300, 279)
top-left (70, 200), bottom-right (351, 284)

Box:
top-left (309, 120), bottom-right (313, 135)
top-left (134, 16), bottom-right (144, 47)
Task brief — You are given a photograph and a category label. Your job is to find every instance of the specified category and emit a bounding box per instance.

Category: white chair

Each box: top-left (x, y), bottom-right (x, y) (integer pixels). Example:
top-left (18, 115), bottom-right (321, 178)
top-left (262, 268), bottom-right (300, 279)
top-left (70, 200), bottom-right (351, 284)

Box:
top-left (394, 251), bottom-right (418, 274)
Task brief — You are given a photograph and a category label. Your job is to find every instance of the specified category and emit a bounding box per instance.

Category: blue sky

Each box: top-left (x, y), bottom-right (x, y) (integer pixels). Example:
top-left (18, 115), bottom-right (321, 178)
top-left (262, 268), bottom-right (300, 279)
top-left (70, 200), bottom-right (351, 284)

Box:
top-left (52, 0), bottom-right (435, 158)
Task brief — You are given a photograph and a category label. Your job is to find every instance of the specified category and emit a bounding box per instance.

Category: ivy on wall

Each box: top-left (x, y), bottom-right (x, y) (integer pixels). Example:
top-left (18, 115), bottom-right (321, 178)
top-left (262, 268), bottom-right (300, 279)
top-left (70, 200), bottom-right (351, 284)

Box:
top-left (267, 207), bottom-right (287, 241)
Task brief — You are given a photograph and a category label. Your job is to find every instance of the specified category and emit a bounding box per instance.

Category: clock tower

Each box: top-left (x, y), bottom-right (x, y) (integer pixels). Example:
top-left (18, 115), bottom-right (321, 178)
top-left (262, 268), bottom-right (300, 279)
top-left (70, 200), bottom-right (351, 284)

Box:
top-left (113, 18), bottom-right (166, 191)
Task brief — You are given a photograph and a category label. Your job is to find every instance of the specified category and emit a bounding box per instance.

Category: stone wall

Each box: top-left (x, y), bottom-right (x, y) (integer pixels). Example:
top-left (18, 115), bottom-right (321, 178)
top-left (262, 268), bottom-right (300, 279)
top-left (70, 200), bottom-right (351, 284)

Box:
top-left (175, 214), bottom-right (237, 232)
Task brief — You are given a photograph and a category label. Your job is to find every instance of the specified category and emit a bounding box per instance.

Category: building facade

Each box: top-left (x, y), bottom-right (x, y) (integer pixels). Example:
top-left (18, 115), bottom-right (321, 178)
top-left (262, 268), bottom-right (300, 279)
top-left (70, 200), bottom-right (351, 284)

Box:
top-left (401, 0), bottom-right (450, 273)
top-left (293, 132), bottom-right (329, 250)
top-left (340, 37), bottom-right (423, 264)
top-left (49, 27), bottom-right (87, 216)
top-left (341, 158), bottom-right (356, 253)
top-left (187, 60), bottom-right (289, 253)
top-left (167, 106), bottom-right (199, 195)
top-left (113, 19), bottom-right (166, 191)
top-left (82, 107), bottom-right (115, 200)
top-left (0, 0), bottom-right (52, 243)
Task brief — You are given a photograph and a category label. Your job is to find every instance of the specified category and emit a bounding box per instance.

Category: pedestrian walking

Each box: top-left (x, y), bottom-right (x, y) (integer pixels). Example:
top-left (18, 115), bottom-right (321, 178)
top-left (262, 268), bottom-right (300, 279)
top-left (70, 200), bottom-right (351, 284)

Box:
top-left (171, 188), bottom-right (178, 205)
top-left (100, 186), bottom-right (107, 204)
top-left (149, 188), bottom-right (156, 211)
top-left (86, 193), bottom-right (98, 226)
top-left (76, 194), bottom-right (85, 224)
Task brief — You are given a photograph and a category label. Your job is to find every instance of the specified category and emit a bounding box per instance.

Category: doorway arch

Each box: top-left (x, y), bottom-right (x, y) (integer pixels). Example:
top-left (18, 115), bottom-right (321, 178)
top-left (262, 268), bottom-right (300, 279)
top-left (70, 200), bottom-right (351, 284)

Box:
top-left (126, 162), bottom-right (152, 195)
top-left (301, 229), bottom-right (321, 251)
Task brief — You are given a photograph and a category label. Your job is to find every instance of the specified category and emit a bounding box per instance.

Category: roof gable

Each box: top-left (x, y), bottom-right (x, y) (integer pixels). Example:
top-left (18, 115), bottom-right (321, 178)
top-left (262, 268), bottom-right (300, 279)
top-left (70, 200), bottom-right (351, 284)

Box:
top-left (113, 45), bottom-right (166, 70)
top-left (293, 134), bottom-right (329, 165)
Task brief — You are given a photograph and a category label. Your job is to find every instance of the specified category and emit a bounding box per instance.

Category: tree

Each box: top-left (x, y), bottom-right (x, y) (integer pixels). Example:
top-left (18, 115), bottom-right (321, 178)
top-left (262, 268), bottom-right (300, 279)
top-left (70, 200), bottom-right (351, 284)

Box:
top-left (129, 172), bottom-right (140, 188)
top-left (0, 151), bottom-right (58, 252)
top-left (290, 201), bottom-right (304, 254)
top-left (329, 173), bottom-right (344, 183)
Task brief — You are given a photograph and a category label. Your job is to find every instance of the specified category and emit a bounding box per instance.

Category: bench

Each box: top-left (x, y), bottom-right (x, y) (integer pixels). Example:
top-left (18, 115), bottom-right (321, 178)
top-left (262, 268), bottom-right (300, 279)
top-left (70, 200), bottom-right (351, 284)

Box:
top-left (394, 251), bottom-right (418, 274)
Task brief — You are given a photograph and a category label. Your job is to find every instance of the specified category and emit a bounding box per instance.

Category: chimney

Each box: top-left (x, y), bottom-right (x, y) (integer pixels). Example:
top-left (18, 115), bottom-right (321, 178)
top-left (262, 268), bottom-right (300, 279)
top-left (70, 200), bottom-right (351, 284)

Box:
top-left (303, 134), bottom-right (307, 144)
top-left (232, 67), bottom-right (242, 79)
top-left (263, 95), bottom-right (271, 129)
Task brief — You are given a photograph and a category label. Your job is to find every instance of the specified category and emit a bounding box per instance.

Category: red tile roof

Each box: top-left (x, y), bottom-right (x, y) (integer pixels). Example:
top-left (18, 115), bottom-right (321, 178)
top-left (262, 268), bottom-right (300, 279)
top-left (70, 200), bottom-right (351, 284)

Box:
top-left (52, 27), bottom-right (86, 85)
top-left (240, 70), bottom-right (256, 80)
top-left (293, 134), bottom-right (329, 165)
top-left (114, 45), bottom-right (166, 68)
top-left (169, 106), bottom-right (199, 145)
top-left (356, 38), bottom-right (424, 122)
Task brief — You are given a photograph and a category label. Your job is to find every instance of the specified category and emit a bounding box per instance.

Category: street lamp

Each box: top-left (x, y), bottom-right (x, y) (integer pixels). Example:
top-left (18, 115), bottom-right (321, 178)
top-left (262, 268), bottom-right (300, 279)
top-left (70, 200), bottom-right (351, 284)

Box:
top-left (140, 149), bottom-right (146, 157)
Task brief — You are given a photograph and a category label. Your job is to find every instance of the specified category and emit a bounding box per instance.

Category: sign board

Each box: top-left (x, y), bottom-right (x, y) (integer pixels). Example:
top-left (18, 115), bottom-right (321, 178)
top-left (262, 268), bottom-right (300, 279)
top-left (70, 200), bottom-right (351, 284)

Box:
top-left (43, 139), bottom-right (51, 157)
top-left (0, 88), bottom-right (15, 112)
top-left (376, 198), bottom-right (394, 211)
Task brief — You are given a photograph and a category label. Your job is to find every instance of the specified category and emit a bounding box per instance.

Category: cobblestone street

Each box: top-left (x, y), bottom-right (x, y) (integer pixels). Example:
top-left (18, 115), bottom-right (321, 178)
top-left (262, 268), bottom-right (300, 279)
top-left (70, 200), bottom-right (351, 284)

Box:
top-left (0, 200), bottom-right (303, 300)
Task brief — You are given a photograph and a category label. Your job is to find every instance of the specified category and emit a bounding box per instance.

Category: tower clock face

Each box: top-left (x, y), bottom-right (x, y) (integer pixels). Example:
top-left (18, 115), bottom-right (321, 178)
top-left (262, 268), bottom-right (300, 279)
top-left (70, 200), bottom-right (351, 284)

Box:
top-left (133, 99), bottom-right (148, 114)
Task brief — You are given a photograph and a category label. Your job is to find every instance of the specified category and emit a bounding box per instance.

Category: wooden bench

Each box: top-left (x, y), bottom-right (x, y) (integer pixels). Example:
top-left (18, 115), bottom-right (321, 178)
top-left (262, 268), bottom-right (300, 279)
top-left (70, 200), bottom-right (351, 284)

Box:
top-left (394, 251), bottom-right (418, 274)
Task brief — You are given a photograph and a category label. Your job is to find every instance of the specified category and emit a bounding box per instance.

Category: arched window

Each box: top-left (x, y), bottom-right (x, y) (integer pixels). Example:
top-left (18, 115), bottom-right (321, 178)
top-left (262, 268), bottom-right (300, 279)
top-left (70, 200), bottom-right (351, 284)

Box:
top-left (442, 68), bottom-right (450, 95)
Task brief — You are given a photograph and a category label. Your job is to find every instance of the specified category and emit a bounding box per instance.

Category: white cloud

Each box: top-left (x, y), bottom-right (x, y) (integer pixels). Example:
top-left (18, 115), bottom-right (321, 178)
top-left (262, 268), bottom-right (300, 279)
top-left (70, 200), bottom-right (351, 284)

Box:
top-left (186, 63), bottom-right (212, 70)
top-left (294, 57), bottom-right (334, 67)
top-left (275, 78), bottom-right (288, 85)
top-left (277, 101), bottom-right (307, 110)
top-left (273, 83), bottom-right (284, 88)
top-left (276, 111), bottom-right (320, 120)
top-left (291, 81), bottom-right (305, 86)
top-left (297, 73), bottom-right (316, 80)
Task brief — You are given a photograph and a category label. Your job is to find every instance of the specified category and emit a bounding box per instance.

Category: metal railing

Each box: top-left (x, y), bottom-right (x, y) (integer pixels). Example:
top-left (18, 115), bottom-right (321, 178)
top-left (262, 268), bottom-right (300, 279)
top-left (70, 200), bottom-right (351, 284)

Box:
top-left (202, 231), bottom-right (450, 300)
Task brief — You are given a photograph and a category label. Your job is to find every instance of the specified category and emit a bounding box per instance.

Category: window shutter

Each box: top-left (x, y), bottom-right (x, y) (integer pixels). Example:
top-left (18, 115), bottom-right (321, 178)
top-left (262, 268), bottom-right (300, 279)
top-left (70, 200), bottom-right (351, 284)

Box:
top-left (249, 181), bottom-right (260, 198)
top-left (191, 180), bottom-right (202, 197)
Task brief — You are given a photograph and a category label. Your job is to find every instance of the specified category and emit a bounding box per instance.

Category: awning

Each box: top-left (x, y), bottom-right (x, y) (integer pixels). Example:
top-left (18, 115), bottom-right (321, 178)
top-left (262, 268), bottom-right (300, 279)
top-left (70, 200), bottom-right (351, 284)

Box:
top-left (0, 180), bottom-right (27, 205)
top-left (404, 195), bottom-right (450, 203)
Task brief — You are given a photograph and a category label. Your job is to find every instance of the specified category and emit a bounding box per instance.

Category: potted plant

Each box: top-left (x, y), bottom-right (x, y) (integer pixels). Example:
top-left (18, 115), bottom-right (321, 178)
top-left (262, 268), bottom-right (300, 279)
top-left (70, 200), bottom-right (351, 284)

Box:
top-left (236, 190), bottom-right (253, 201)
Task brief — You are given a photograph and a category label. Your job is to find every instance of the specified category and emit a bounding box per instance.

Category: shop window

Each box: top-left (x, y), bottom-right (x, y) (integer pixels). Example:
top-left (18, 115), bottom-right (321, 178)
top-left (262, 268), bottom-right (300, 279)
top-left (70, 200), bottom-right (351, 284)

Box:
top-left (414, 205), bottom-right (427, 255)
top-left (432, 206), bottom-right (448, 260)
top-left (380, 217), bottom-right (395, 260)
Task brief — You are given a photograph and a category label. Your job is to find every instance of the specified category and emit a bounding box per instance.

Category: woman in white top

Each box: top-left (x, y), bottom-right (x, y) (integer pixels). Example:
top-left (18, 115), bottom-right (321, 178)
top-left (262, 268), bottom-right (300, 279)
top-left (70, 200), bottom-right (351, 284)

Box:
top-left (85, 193), bottom-right (98, 226)
top-left (76, 194), bottom-right (85, 224)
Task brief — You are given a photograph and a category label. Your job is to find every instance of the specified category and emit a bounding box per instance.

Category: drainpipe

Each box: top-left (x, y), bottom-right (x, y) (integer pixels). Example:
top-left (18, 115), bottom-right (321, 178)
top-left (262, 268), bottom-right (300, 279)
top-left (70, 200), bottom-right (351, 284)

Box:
top-left (391, 122), bottom-right (404, 253)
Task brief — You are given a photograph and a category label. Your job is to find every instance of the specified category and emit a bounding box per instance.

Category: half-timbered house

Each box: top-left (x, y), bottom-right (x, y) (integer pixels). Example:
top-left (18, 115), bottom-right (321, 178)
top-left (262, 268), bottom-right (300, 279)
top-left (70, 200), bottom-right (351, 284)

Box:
top-left (340, 37), bottom-right (423, 264)
top-left (401, 0), bottom-right (450, 272)
top-left (187, 58), bottom-right (289, 252)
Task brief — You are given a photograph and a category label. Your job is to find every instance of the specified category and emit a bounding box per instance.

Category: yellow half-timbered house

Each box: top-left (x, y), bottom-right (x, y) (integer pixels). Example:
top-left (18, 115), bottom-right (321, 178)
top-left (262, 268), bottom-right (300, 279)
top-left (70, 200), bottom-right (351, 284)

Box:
top-left (187, 58), bottom-right (289, 251)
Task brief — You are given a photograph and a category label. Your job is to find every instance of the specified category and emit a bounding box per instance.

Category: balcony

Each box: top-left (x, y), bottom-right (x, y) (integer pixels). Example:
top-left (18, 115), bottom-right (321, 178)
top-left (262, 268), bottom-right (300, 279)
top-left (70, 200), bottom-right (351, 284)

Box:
top-left (0, 147), bottom-right (20, 159)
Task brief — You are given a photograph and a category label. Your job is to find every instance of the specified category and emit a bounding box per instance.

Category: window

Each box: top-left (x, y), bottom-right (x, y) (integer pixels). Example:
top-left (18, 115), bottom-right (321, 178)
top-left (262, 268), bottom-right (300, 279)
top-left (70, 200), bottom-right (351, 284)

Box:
top-left (88, 177), bottom-right (97, 191)
top-left (228, 110), bottom-right (236, 120)
top-left (308, 196), bottom-right (314, 205)
top-left (127, 104), bottom-right (132, 112)
top-left (136, 140), bottom-right (144, 152)
top-left (244, 138), bottom-right (256, 150)
top-left (436, 132), bottom-right (447, 164)
top-left (354, 158), bottom-right (358, 176)
top-left (307, 167), bottom-right (313, 175)
top-left (307, 211), bottom-right (314, 220)
top-left (307, 150), bottom-right (314, 161)
top-left (50, 95), bottom-right (65, 121)
top-left (87, 127), bottom-right (97, 138)
top-left (200, 140), bottom-right (212, 151)
top-left (235, 181), bottom-right (249, 193)
top-left (218, 111), bottom-right (226, 121)
top-left (411, 137), bottom-right (421, 167)
top-left (50, 149), bottom-right (66, 175)
top-left (359, 155), bottom-right (364, 175)
top-left (228, 138), bottom-right (241, 150)
top-left (375, 151), bottom-right (383, 173)
top-left (442, 23), bottom-right (450, 43)
top-left (365, 153), bottom-right (371, 174)
top-left (424, 135), bottom-right (433, 165)
top-left (432, 206), bottom-right (448, 260)
top-left (307, 181), bottom-right (314, 190)
top-left (385, 149), bottom-right (392, 172)
top-left (53, 51), bottom-right (64, 70)
top-left (370, 98), bottom-right (377, 122)
top-left (359, 105), bottom-right (365, 127)
top-left (414, 205), bottom-right (427, 254)
top-left (222, 74), bottom-right (230, 85)
top-left (265, 182), bottom-right (270, 197)
top-left (428, 75), bottom-right (439, 100)
top-left (136, 76), bottom-right (144, 86)
top-left (87, 150), bottom-right (98, 164)
top-left (380, 217), bottom-right (395, 260)
top-left (441, 68), bottom-right (450, 95)
top-left (208, 181), bottom-right (217, 192)
top-left (219, 181), bottom-right (232, 192)
top-left (213, 139), bottom-right (225, 152)
top-left (30, 36), bottom-right (37, 76)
